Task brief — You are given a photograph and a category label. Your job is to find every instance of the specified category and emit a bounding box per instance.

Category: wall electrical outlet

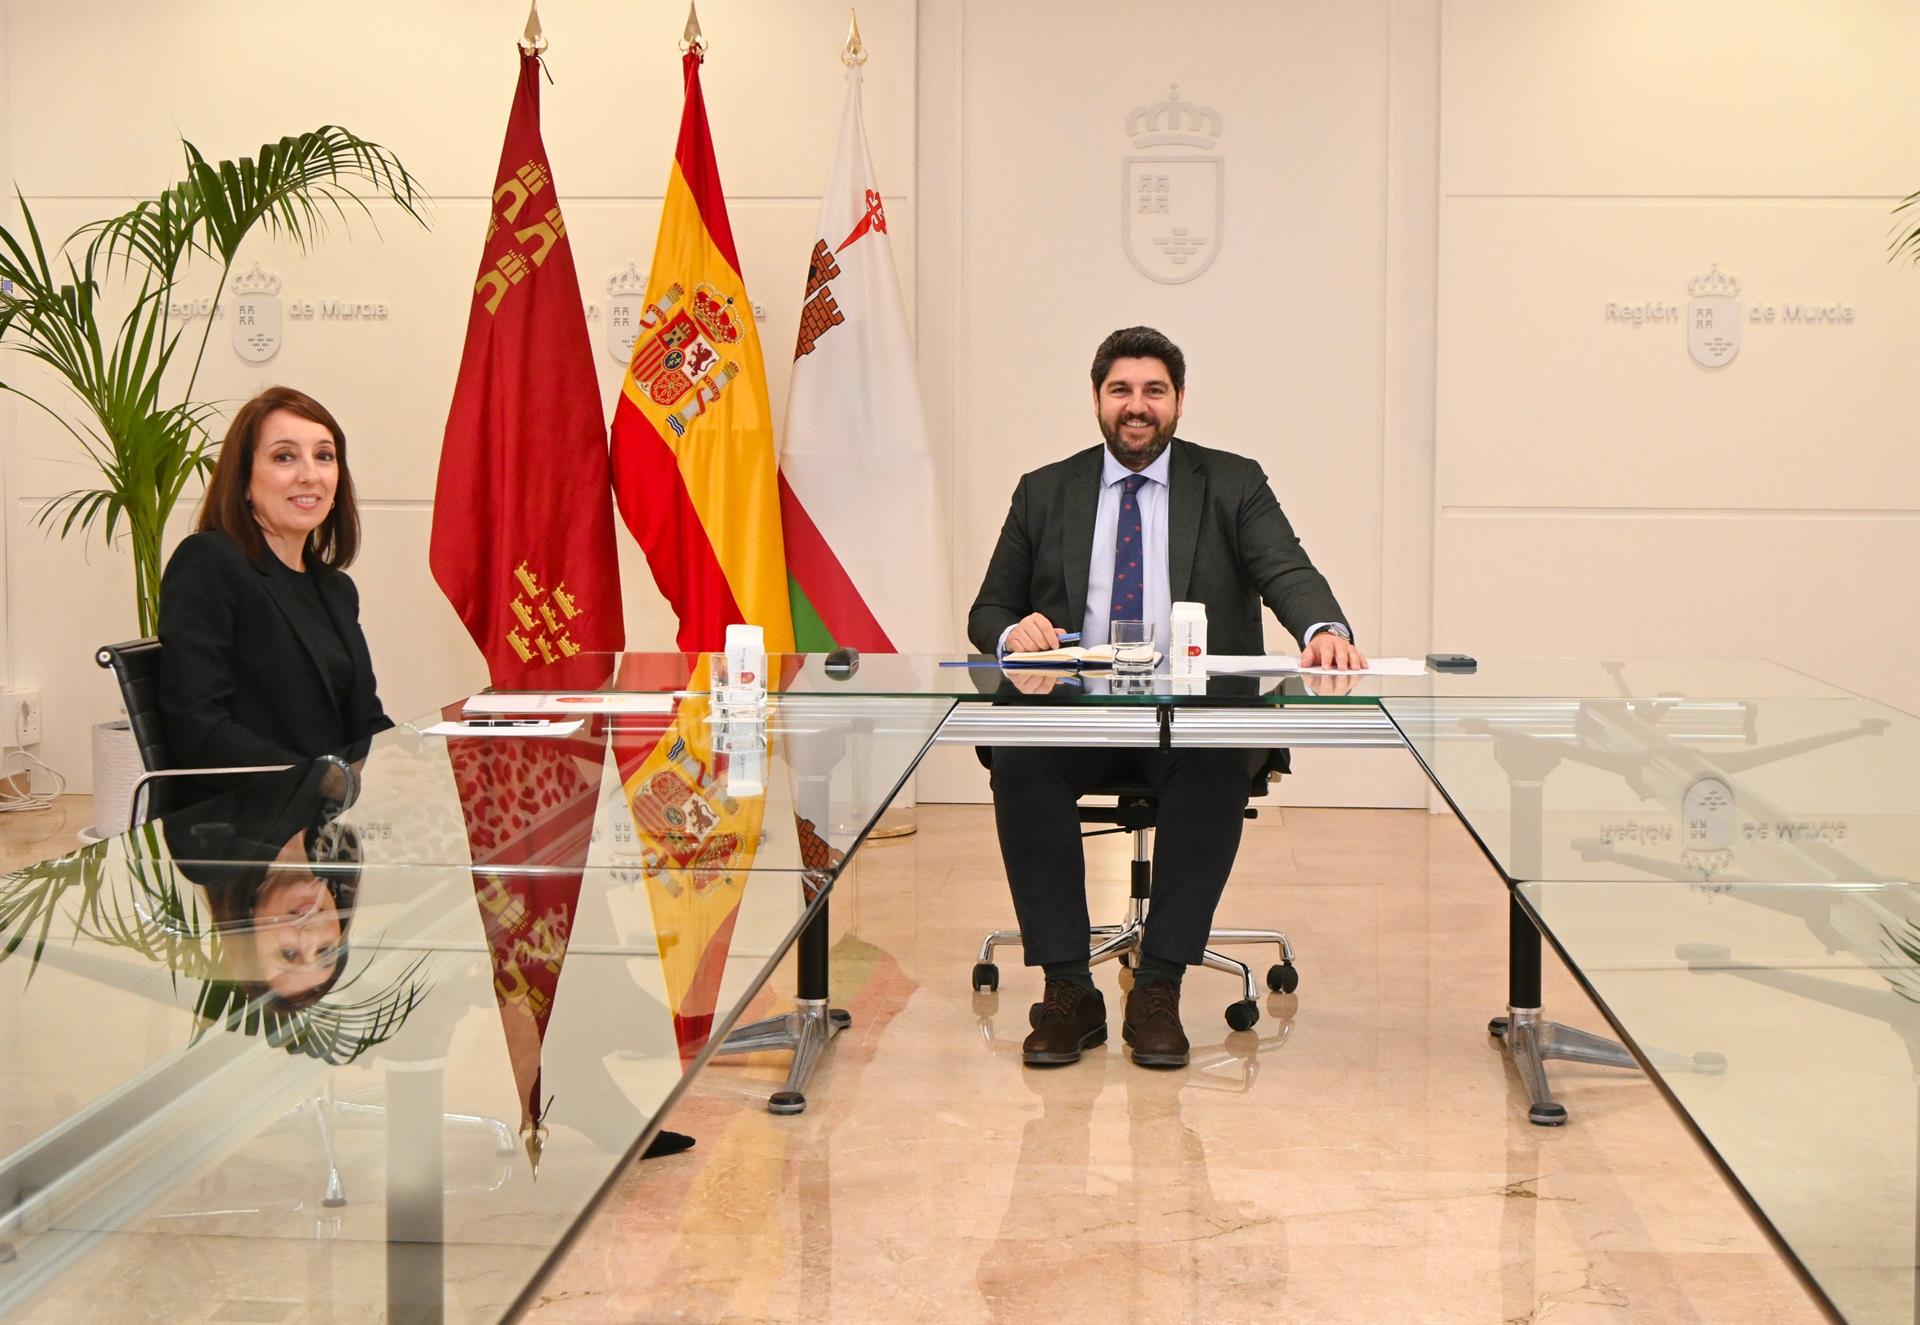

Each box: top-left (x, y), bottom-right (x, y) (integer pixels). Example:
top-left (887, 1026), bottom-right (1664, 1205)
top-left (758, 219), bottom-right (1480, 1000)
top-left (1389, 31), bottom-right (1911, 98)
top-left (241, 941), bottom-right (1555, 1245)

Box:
top-left (3, 689), bottom-right (42, 746)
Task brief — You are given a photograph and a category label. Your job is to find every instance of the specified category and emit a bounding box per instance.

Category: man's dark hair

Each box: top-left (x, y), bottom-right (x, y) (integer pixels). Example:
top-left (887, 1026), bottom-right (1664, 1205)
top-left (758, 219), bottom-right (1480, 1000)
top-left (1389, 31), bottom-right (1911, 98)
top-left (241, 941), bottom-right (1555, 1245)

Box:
top-left (1090, 326), bottom-right (1186, 395)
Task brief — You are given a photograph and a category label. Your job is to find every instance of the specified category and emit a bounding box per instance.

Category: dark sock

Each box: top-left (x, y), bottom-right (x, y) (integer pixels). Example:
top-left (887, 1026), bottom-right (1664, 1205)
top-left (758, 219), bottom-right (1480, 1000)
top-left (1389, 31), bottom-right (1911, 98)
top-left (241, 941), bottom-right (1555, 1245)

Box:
top-left (1133, 954), bottom-right (1185, 989)
top-left (1043, 959), bottom-right (1097, 995)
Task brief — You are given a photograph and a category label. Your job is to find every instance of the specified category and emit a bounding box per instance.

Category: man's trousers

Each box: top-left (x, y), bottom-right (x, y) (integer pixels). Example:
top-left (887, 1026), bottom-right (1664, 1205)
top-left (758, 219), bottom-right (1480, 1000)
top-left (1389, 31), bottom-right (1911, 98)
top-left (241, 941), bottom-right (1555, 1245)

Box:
top-left (986, 745), bottom-right (1269, 967)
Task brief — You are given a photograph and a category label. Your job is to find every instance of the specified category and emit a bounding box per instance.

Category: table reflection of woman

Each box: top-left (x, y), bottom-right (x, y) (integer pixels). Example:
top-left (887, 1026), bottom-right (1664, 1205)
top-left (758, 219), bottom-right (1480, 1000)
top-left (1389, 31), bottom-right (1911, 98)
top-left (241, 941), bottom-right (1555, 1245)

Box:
top-left (159, 387), bottom-right (391, 806)
top-left (170, 758), bottom-right (362, 1012)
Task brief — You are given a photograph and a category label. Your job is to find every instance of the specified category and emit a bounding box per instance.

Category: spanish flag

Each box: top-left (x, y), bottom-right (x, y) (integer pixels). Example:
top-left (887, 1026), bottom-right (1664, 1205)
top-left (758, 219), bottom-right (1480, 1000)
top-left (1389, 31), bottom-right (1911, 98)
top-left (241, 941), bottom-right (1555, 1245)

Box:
top-left (611, 48), bottom-right (794, 652)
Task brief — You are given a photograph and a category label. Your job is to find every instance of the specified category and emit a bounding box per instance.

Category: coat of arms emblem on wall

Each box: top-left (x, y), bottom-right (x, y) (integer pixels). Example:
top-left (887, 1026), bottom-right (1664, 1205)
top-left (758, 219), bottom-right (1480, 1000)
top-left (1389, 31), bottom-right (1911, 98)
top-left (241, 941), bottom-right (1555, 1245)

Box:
top-left (1122, 86), bottom-right (1224, 285)
top-left (1687, 264), bottom-right (1741, 368)
top-left (231, 262), bottom-right (283, 363)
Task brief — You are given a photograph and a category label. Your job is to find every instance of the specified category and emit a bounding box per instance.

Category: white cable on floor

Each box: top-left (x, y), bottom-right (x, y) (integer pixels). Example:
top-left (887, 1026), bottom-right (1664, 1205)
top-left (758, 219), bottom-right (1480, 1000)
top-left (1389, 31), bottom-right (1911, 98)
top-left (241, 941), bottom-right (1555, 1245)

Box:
top-left (0, 703), bottom-right (66, 814)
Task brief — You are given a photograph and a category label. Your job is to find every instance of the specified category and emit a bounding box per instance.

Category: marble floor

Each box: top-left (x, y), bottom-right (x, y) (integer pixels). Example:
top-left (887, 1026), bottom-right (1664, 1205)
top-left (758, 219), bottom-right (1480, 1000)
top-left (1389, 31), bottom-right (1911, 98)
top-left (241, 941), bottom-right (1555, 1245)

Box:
top-left (526, 803), bottom-right (1826, 1325)
top-left (0, 796), bottom-right (1829, 1324)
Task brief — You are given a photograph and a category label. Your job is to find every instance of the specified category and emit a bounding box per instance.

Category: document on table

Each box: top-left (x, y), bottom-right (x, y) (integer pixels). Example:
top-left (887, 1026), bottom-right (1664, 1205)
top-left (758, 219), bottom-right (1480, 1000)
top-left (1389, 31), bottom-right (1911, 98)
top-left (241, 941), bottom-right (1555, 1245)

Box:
top-left (1201, 655), bottom-right (1430, 677)
top-left (422, 718), bottom-right (586, 737)
top-left (463, 693), bottom-right (677, 715)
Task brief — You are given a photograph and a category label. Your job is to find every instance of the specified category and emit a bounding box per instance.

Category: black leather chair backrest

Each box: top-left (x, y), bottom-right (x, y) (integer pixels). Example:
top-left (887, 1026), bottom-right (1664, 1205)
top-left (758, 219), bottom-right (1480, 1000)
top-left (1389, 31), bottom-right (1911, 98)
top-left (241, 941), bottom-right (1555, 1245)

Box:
top-left (96, 638), bottom-right (171, 774)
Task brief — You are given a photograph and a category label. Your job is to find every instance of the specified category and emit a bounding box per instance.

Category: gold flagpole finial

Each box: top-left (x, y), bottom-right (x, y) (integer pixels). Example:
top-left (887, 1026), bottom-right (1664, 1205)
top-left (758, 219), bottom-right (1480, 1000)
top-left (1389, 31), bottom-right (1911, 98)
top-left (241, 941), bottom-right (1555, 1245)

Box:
top-left (842, 8), bottom-right (868, 67)
top-left (519, 0), bottom-right (547, 54)
top-left (680, 1), bottom-right (707, 55)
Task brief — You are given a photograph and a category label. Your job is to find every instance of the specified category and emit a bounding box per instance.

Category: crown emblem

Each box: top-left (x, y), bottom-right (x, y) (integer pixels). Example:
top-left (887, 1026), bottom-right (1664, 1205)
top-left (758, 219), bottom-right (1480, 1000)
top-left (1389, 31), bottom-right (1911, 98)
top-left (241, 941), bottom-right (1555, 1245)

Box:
top-left (606, 262), bottom-right (648, 298)
top-left (690, 284), bottom-right (742, 345)
top-left (1687, 264), bottom-right (1741, 299)
top-left (232, 262), bottom-right (282, 296)
top-left (1126, 85), bottom-right (1223, 151)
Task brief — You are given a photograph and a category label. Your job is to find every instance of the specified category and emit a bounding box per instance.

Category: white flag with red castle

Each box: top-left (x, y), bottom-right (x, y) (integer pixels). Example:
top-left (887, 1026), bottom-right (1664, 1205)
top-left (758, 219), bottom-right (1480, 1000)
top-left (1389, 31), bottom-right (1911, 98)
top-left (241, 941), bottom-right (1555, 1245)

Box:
top-left (778, 63), bottom-right (951, 652)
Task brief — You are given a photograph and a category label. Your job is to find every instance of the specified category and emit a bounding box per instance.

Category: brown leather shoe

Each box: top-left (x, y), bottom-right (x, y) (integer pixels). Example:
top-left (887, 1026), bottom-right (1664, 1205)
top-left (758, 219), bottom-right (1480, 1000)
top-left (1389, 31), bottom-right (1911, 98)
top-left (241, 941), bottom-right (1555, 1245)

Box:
top-left (1022, 980), bottom-right (1107, 1066)
top-left (1122, 982), bottom-right (1190, 1068)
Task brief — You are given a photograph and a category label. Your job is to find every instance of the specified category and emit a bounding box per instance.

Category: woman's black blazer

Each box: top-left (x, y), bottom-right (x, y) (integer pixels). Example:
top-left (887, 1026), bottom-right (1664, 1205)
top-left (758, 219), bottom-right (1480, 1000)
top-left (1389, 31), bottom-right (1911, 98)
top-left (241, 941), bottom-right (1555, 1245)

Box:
top-left (158, 529), bottom-right (392, 771)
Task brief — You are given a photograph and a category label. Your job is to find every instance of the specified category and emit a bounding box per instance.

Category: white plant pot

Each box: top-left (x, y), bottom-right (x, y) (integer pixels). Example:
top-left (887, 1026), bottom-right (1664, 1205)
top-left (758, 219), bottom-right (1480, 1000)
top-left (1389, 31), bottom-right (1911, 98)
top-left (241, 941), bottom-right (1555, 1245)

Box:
top-left (86, 718), bottom-right (143, 840)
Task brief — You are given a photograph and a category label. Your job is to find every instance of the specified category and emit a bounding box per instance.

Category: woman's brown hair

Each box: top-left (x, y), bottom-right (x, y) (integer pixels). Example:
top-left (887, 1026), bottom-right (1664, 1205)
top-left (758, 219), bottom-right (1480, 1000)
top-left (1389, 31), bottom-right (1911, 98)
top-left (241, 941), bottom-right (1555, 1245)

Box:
top-left (197, 386), bottom-right (360, 569)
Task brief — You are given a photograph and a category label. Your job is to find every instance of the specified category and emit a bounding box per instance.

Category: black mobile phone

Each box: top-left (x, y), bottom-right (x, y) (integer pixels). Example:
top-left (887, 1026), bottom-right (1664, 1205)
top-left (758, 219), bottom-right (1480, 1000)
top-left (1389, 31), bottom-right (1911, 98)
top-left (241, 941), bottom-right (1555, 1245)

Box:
top-left (1425, 653), bottom-right (1477, 673)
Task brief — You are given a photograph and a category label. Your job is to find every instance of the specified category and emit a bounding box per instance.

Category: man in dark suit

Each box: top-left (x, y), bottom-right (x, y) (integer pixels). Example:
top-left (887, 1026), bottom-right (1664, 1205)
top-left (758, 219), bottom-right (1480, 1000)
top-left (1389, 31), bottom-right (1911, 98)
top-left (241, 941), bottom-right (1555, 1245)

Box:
top-left (968, 326), bottom-right (1366, 1069)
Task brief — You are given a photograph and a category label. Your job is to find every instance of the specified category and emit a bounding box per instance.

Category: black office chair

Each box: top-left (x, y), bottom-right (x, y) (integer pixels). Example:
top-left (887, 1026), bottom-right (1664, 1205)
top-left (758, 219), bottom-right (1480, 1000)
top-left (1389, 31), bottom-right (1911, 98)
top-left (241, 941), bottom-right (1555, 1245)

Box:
top-left (970, 753), bottom-right (1300, 1031)
top-left (95, 638), bottom-right (291, 825)
top-left (97, 639), bottom-right (517, 1206)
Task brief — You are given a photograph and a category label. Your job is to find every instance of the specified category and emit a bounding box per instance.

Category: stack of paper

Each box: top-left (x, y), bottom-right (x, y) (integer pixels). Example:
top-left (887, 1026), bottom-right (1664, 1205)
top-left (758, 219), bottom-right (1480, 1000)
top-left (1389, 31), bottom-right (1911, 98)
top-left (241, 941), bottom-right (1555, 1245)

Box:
top-left (1201, 655), bottom-right (1429, 677)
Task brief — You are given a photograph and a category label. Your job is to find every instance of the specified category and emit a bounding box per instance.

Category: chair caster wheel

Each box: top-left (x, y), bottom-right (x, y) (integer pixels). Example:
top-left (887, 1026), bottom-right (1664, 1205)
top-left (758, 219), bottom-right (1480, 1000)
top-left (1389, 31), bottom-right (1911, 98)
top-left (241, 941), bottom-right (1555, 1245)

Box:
top-left (1225, 999), bottom-right (1259, 1032)
top-left (1265, 962), bottom-right (1298, 994)
top-left (971, 962), bottom-right (998, 994)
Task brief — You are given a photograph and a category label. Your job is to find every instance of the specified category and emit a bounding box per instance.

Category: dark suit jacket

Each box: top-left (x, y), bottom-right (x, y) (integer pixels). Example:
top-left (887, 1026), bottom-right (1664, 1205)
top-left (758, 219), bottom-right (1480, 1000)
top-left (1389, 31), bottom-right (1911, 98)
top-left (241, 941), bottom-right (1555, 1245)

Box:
top-left (158, 530), bottom-right (392, 774)
top-left (968, 437), bottom-right (1350, 657)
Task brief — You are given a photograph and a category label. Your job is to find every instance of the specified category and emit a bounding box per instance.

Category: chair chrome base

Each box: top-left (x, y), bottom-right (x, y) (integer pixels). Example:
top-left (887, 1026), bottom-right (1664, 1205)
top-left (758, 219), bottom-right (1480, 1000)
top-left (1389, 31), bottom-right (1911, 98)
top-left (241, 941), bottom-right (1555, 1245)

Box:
top-left (713, 998), bottom-right (852, 1115)
top-left (974, 891), bottom-right (1298, 1032)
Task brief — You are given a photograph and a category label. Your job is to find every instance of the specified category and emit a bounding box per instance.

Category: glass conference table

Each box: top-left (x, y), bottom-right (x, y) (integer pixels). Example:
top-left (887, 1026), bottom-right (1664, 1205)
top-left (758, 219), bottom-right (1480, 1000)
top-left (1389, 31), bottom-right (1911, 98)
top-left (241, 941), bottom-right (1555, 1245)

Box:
top-left (1386, 687), bottom-right (1920, 1325)
top-left (0, 690), bottom-right (951, 1323)
top-left (496, 654), bottom-right (1912, 1322)
top-left (4, 653), bottom-right (1911, 1321)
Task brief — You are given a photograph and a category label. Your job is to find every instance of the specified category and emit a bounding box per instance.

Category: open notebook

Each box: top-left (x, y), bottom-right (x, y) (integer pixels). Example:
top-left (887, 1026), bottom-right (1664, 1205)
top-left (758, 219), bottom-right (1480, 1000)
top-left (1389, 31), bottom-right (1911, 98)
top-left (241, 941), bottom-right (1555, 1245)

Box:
top-left (1001, 644), bottom-right (1163, 670)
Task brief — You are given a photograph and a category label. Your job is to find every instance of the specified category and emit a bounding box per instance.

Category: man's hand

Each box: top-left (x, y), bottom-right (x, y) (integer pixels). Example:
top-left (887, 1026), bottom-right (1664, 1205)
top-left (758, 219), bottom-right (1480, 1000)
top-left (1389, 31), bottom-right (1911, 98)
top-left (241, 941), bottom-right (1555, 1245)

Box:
top-left (1004, 613), bottom-right (1066, 655)
top-left (1299, 631), bottom-right (1368, 671)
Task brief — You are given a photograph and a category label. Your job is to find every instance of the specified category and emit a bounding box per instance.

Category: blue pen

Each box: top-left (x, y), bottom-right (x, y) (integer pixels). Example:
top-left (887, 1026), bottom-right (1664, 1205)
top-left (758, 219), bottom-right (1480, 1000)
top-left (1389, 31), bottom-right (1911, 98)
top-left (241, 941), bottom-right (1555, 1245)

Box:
top-left (1057, 632), bottom-right (1081, 644)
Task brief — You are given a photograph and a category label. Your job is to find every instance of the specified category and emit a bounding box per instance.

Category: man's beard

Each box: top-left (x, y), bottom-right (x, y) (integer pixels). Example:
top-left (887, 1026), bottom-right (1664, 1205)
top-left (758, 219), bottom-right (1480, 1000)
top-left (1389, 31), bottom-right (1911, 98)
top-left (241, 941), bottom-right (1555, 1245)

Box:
top-left (1100, 411), bottom-right (1178, 469)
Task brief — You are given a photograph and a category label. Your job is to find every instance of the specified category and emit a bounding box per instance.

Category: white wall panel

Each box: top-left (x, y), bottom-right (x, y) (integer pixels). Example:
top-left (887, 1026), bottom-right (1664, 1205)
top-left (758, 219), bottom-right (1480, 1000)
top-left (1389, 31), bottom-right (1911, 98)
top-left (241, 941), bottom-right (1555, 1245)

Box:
top-left (1439, 199), bottom-right (1920, 511)
top-left (1442, 0), bottom-right (1920, 197)
top-left (2, 1), bottom-right (917, 203)
top-left (1436, 0), bottom-right (1920, 724)
top-left (1435, 511), bottom-right (1920, 711)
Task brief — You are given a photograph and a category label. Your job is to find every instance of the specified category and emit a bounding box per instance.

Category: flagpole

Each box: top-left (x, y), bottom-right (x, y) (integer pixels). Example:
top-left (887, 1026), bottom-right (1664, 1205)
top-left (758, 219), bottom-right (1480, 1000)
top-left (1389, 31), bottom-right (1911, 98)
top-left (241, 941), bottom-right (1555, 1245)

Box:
top-left (834, 12), bottom-right (920, 842)
top-left (842, 9), bottom-right (867, 67)
top-left (519, 0), bottom-right (547, 54)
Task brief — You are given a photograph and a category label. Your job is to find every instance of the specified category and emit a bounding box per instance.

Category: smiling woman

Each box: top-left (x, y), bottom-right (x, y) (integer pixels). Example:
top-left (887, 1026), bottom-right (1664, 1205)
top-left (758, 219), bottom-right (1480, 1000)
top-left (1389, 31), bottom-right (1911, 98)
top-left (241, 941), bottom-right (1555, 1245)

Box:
top-left (156, 387), bottom-right (393, 810)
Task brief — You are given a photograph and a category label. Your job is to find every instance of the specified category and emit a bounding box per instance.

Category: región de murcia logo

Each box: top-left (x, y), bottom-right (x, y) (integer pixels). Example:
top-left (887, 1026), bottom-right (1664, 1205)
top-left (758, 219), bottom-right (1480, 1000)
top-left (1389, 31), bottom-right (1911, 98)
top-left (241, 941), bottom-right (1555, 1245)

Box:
top-left (231, 262), bottom-right (283, 363)
top-left (1123, 85), bottom-right (1225, 285)
top-left (475, 158), bottom-right (569, 316)
top-left (1686, 264), bottom-right (1741, 368)
top-left (505, 559), bottom-right (586, 667)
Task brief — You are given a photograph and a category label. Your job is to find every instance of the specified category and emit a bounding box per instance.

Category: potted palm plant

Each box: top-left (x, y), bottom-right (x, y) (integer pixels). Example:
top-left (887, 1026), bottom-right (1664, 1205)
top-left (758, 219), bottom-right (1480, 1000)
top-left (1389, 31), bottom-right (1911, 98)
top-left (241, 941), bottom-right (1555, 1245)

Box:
top-left (0, 127), bottom-right (427, 832)
top-left (1897, 189), bottom-right (1920, 266)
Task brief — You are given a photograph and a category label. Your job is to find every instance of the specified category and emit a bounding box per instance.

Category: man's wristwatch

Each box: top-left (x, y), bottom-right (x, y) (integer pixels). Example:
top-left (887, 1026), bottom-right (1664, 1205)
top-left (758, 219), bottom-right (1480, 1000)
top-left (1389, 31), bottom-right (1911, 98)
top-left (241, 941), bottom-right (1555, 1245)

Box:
top-left (1320, 624), bottom-right (1352, 643)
